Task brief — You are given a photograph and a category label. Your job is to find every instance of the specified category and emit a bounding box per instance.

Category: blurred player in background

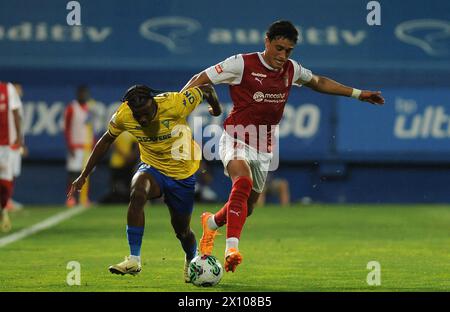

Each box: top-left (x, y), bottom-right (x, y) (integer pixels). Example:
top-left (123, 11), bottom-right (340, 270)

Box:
top-left (99, 131), bottom-right (139, 204)
top-left (194, 161), bottom-right (218, 203)
top-left (64, 85), bottom-right (94, 208)
top-left (6, 83), bottom-right (27, 211)
top-left (0, 81), bottom-right (24, 232)
top-left (182, 20), bottom-right (385, 273)
top-left (256, 174), bottom-right (290, 207)
top-left (68, 84), bottom-right (222, 282)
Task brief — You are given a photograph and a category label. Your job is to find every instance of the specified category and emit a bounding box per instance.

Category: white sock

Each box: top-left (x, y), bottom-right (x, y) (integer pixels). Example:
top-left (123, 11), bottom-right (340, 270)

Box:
top-left (225, 237), bottom-right (239, 252)
top-left (130, 255), bottom-right (141, 263)
top-left (207, 215), bottom-right (219, 230)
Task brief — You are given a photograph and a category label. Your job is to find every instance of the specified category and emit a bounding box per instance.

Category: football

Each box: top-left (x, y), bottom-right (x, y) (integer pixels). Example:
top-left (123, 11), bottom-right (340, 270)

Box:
top-left (188, 255), bottom-right (223, 287)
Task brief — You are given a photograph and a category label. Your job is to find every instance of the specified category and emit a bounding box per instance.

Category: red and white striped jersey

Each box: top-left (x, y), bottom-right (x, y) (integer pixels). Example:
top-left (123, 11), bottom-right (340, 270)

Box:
top-left (0, 82), bottom-right (23, 146)
top-left (205, 52), bottom-right (313, 152)
top-left (64, 100), bottom-right (90, 149)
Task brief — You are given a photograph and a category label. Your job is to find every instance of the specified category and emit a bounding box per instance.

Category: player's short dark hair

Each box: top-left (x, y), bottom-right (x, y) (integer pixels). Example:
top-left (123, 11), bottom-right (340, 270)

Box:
top-left (77, 85), bottom-right (89, 93)
top-left (122, 84), bottom-right (160, 109)
top-left (266, 20), bottom-right (298, 44)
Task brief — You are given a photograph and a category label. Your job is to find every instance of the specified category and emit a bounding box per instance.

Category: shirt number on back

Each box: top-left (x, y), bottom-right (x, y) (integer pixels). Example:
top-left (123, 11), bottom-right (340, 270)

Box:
top-left (183, 91), bottom-right (196, 105)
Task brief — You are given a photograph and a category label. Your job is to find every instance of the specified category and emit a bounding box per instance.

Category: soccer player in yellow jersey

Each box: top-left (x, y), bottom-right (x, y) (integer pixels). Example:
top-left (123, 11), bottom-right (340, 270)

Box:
top-left (68, 84), bottom-right (221, 282)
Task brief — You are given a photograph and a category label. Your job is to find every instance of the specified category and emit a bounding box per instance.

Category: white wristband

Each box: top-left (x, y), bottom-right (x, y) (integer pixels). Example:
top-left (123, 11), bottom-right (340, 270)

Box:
top-left (351, 88), bottom-right (361, 99)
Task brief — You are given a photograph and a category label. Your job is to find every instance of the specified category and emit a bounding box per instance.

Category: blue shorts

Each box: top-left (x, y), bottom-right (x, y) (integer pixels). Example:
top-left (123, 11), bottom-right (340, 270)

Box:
top-left (137, 163), bottom-right (196, 215)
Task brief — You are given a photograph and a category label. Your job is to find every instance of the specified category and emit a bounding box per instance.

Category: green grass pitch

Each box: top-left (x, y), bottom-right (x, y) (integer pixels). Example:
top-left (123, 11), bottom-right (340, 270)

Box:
top-left (1, 204), bottom-right (449, 292)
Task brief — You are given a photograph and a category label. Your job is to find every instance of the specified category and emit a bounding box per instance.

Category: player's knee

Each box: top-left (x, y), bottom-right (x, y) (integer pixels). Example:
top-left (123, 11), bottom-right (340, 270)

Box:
top-left (129, 187), bottom-right (148, 207)
top-left (228, 160), bottom-right (252, 180)
top-left (278, 179), bottom-right (289, 190)
top-left (175, 228), bottom-right (192, 241)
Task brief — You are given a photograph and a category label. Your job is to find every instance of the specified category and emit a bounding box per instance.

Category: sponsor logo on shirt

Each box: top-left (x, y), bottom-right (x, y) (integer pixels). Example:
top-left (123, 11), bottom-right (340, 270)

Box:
top-left (251, 72), bottom-right (267, 78)
top-left (253, 92), bottom-right (265, 102)
top-left (136, 134), bottom-right (172, 142)
top-left (252, 72), bottom-right (267, 85)
top-left (161, 120), bottom-right (170, 129)
top-left (253, 92), bottom-right (287, 103)
top-left (214, 64), bottom-right (223, 74)
top-left (254, 77), bottom-right (264, 85)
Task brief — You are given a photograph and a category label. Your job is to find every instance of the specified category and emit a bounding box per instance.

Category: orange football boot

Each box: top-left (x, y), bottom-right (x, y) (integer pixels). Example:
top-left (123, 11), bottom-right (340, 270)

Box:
top-left (224, 248), bottom-right (243, 273)
top-left (199, 212), bottom-right (219, 255)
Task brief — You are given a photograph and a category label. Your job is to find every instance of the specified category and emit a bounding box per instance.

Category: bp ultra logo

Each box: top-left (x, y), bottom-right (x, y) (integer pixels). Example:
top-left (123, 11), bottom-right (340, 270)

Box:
top-left (394, 97), bottom-right (450, 139)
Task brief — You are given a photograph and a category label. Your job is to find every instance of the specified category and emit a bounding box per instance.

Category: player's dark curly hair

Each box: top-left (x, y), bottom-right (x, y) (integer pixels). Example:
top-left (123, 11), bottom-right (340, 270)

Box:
top-left (266, 20), bottom-right (298, 44)
top-left (122, 84), bottom-right (164, 108)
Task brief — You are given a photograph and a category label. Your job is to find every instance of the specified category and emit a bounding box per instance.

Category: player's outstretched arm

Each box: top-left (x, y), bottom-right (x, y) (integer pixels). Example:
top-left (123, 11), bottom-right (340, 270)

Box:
top-left (303, 74), bottom-right (385, 105)
top-left (67, 131), bottom-right (115, 198)
top-left (198, 84), bottom-right (222, 116)
top-left (181, 71), bottom-right (212, 93)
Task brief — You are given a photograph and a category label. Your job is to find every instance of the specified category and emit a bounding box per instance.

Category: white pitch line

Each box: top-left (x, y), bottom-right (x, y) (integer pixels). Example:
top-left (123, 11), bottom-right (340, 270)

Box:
top-left (0, 206), bottom-right (88, 248)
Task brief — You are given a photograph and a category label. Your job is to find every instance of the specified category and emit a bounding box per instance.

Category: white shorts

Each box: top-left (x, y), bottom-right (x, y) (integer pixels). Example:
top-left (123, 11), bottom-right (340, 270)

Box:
top-left (0, 146), bottom-right (13, 181)
top-left (66, 149), bottom-right (85, 172)
top-left (219, 131), bottom-right (273, 193)
top-left (11, 149), bottom-right (22, 177)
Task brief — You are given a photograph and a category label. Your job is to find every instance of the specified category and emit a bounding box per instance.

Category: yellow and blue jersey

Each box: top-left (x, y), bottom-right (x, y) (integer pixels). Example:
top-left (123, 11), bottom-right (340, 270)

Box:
top-left (108, 87), bottom-right (203, 180)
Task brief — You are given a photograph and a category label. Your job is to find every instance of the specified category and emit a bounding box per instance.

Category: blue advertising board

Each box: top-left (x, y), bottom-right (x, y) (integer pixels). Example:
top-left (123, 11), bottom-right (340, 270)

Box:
top-left (0, 0), bottom-right (449, 71)
top-left (337, 89), bottom-right (450, 162)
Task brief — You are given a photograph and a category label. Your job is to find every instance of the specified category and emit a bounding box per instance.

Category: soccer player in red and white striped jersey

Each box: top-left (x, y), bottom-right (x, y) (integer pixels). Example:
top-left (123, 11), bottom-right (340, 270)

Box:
top-left (0, 81), bottom-right (24, 232)
top-left (64, 86), bottom-right (93, 207)
top-left (182, 20), bottom-right (385, 273)
top-left (6, 83), bottom-right (26, 211)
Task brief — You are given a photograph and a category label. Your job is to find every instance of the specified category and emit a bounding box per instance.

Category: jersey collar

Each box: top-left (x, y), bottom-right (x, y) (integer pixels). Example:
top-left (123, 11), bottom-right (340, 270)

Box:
top-left (257, 52), bottom-right (279, 72)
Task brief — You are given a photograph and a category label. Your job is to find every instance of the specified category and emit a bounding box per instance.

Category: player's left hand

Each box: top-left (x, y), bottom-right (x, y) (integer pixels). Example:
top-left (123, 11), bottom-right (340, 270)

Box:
top-left (359, 91), bottom-right (385, 105)
top-left (208, 105), bottom-right (222, 116)
top-left (67, 175), bottom-right (87, 198)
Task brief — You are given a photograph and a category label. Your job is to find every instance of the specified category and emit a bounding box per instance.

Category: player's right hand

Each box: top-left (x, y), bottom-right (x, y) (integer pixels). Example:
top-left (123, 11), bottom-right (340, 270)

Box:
top-left (11, 138), bottom-right (24, 150)
top-left (67, 175), bottom-right (86, 198)
top-left (360, 90), bottom-right (385, 105)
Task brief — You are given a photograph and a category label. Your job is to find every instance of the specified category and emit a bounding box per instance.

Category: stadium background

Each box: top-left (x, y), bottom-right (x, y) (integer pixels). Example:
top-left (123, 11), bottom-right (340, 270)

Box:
top-left (1, 0), bottom-right (449, 205)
